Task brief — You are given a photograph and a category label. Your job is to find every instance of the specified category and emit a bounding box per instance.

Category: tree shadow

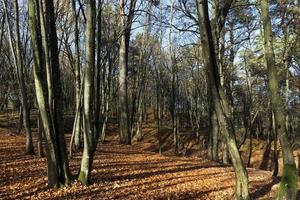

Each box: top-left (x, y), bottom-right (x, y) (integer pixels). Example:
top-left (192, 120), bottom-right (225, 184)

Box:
top-left (92, 164), bottom-right (224, 183)
top-left (251, 177), bottom-right (280, 199)
top-left (259, 142), bottom-right (272, 170)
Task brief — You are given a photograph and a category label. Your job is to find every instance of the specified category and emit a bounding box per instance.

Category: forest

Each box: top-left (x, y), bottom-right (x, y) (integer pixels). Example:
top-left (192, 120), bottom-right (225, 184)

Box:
top-left (0, 0), bottom-right (299, 199)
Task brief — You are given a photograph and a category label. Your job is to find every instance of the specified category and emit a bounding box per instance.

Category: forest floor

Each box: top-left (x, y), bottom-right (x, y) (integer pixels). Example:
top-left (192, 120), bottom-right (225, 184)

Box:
top-left (0, 111), bottom-right (299, 200)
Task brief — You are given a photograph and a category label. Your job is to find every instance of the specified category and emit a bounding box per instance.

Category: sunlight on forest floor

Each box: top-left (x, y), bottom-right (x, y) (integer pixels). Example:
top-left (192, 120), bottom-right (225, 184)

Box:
top-left (1, 126), bottom-right (299, 200)
top-left (0, 111), bottom-right (299, 200)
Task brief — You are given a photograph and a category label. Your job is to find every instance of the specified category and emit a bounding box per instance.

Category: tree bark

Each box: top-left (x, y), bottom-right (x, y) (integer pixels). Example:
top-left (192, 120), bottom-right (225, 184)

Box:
top-left (260, 1), bottom-right (297, 199)
top-left (28, 0), bottom-right (71, 188)
top-left (196, 0), bottom-right (250, 199)
top-left (77, 0), bottom-right (98, 185)
top-left (37, 114), bottom-right (44, 157)
top-left (118, 0), bottom-right (130, 145)
top-left (71, 0), bottom-right (82, 150)
top-left (3, 0), bottom-right (34, 155)
top-left (272, 111), bottom-right (279, 177)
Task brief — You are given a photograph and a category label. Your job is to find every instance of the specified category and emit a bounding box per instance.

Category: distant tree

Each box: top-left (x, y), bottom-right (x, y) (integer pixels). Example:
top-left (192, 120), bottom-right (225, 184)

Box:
top-left (2, 0), bottom-right (34, 155)
top-left (118, 0), bottom-right (137, 145)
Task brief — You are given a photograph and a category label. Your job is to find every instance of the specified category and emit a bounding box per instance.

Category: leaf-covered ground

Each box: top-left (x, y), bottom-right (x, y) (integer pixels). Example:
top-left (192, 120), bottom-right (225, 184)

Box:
top-left (1, 129), bottom-right (298, 200)
top-left (0, 111), bottom-right (299, 199)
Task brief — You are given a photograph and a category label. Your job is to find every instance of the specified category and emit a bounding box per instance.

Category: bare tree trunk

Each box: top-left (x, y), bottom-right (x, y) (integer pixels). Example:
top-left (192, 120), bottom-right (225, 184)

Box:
top-left (94, 0), bottom-right (103, 139)
top-left (37, 114), bottom-right (44, 157)
top-left (78, 0), bottom-right (97, 185)
top-left (156, 80), bottom-right (162, 154)
top-left (70, 76), bottom-right (84, 158)
top-left (272, 111), bottom-right (278, 177)
top-left (17, 105), bottom-right (23, 134)
top-left (71, 0), bottom-right (82, 150)
top-left (260, 0), bottom-right (297, 199)
top-left (222, 137), bottom-right (229, 164)
top-left (196, 1), bottom-right (250, 199)
top-left (28, 0), bottom-right (71, 188)
top-left (118, 0), bottom-right (130, 145)
top-left (168, 0), bottom-right (179, 154)
top-left (101, 52), bottom-right (113, 142)
top-left (3, 0), bottom-right (34, 155)
top-left (208, 106), bottom-right (218, 161)
top-left (260, 1), bottom-right (297, 199)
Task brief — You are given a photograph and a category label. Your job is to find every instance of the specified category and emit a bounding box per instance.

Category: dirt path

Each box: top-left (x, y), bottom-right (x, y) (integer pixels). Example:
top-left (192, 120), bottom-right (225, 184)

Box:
top-left (0, 128), bottom-right (298, 200)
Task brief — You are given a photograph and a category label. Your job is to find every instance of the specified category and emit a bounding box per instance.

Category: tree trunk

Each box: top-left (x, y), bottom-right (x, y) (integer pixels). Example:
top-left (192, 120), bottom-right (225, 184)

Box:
top-left (208, 106), bottom-right (218, 161)
top-left (17, 106), bottom-right (23, 134)
top-left (222, 137), bottom-right (229, 164)
top-left (260, 1), bottom-right (297, 199)
top-left (118, 0), bottom-right (130, 145)
top-left (77, 0), bottom-right (97, 185)
top-left (71, 0), bottom-right (82, 150)
top-left (101, 52), bottom-right (113, 143)
top-left (37, 114), bottom-right (44, 157)
top-left (196, 0), bottom-right (250, 199)
top-left (28, 0), bottom-right (71, 188)
top-left (136, 97), bottom-right (143, 141)
top-left (272, 111), bottom-right (278, 177)
top-left (3, 0), bottom-right (34, 155)
top-left (247, 129), bottom-right (253, 167)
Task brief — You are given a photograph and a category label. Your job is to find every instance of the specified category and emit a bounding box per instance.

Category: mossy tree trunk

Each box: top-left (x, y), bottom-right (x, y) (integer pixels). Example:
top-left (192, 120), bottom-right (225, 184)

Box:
top-left (196, 0), bottom-right (250, 199)
top-left (260, 0), bottom-right (297, 199)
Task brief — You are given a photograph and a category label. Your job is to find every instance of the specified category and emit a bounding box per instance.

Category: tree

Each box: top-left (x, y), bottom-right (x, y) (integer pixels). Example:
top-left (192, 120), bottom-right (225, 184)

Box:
top-left (28, 0), bottom-right (71, 188)
top-left (118, 0), bottom-right (137, 145)
top-left (195, 0), bottom-right (250, 199)
top-left (77, 0), bottom-right (99, 185)
top-left (260, 0), bottom-right (298, 199)
top-left (71, 0), bottom-right (83, 151)
top-left (2, 0), bottom-right (34, 155)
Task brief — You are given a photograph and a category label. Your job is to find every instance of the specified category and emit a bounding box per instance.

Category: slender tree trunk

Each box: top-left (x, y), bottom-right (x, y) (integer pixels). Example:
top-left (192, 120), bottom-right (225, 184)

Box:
top-left (156, 81), bottom-right (162, 154)
top-left (17, 106), bottom-right (23, 134)
top-left (37, 114), bottom-right (44, 157)
top-left (168, 0), bottom-right (179, 154)
top-left (134, 1), bottom-right (152, 141)
top-left (247, 129), bottom-right (253, 167)
top-left (118, 0), bottom-right (130, 145)
top-left (3, 0), bottom-right (34, 155)
top-left (71, 0), bottom-right (82, 150)
top-left (272, 111), bottom-right (278, 177)
top-left (208, 106), bottom-right (218, 161)
top-left (46, 0), bottom-right (72, 186)
top-left (196, 1), bottom-right (250, 199)
top-left (222, 137), bottom-right (229, 164)
top-left (77, 0), bottom-right (97, 185)
top-left (101, 53), bottom-right (113, 142)
top-left (95, 0), bottom-right (102, 138)
top-left (70, 76), bottom-right (84, 158)
top-left (28, 0), bottom-right (71, 188)
top-left (38, 0), bottom-right (53, 112)
top-left (260, 1), bottom-right (297, 199)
